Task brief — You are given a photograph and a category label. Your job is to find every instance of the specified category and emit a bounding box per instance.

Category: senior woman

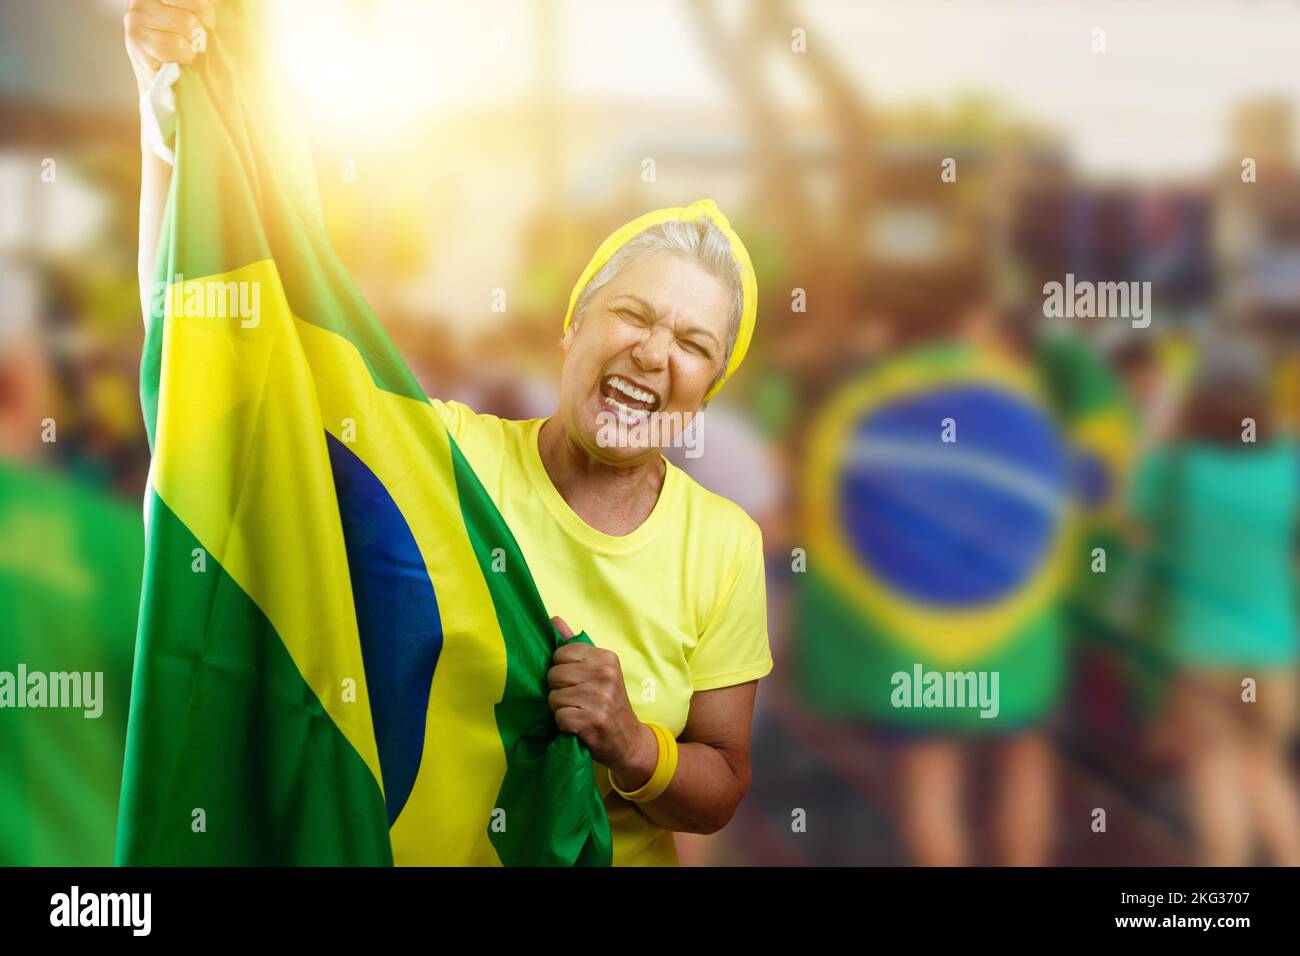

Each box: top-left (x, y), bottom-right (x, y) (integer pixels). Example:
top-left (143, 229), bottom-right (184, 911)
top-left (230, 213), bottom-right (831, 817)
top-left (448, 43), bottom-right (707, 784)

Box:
top-left (435, 205), bottom-right (770, 865)
top-left (126, 0), bottom-right (772, 866)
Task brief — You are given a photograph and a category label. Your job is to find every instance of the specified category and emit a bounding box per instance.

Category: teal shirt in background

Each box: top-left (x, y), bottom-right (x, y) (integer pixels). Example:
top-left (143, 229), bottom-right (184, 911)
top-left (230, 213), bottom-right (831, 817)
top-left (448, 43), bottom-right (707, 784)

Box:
top-left (1133, 440), bottom-right (1299, 668)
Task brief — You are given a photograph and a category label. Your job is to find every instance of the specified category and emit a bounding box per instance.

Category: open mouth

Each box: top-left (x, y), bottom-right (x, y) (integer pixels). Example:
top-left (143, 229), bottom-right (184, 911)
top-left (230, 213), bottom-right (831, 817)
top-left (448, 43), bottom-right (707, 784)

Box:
top-left (599, 374), bottom-right (661, 421)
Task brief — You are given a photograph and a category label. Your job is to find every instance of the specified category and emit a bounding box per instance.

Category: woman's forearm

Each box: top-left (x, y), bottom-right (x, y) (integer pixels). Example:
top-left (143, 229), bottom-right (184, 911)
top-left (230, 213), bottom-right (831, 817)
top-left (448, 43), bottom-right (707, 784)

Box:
top-left (137, 147), bottom-right (173, 327)
top-left (630, 739), bottom-right (750, 835)
top-left (602, 682), bottom-right (757, 836)
top-left (126, 0), bottom-right (211, 327)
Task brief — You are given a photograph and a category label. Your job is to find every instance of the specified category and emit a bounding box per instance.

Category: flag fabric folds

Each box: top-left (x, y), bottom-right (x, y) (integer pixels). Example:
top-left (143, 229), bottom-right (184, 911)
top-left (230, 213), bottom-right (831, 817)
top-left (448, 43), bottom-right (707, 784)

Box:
top-left (116, 0), bottom-right (611, 866)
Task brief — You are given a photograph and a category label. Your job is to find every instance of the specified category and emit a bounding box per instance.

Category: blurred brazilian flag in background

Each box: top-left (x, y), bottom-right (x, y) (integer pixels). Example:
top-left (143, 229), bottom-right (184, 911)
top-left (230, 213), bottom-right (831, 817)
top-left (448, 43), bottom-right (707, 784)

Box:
top-left (115, 0), bottom-right (610, 865)
top-left (796, 344), bottom-right (1075, 730)
top-left (796, 336), bottom-right (1140, 731)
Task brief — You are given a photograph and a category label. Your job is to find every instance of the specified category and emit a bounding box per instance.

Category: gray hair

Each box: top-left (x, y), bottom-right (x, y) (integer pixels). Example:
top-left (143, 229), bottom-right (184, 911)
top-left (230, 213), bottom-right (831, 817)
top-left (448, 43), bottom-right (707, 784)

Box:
top-left (571, 218), bottom-right (745, 388)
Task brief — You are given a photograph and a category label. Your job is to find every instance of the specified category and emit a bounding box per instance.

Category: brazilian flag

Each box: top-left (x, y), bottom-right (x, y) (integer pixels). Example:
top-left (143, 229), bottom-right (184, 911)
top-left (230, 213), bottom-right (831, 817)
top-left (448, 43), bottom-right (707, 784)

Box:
top-left (796, 344), bottom-right (1072, 730)
top-left (116, 0), bottom-right (610, 866)
top-left (1035, 331), bottom-right (1164, 715)
top-left (1036, 329), bottom-right (1137, 520)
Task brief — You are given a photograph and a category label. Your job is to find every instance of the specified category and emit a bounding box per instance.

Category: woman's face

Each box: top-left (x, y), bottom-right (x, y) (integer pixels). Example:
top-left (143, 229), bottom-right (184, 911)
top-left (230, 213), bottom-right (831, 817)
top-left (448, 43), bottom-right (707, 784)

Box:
top-left (558, 254), bottom-right (733, 467)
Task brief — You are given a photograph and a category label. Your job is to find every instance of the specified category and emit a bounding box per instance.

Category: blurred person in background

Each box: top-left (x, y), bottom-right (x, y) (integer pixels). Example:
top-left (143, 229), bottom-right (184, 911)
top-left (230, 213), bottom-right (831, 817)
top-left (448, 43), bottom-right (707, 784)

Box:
top-left (0, 267), bottom-right (54, 465)
top-left (798, 292), bottom-right (1072, 866)
top-left (1130, 341), bottom-right (1300, 865)
top-left (0, 260), bottom-right (142, 865)
top-left (1109, 336), bottom-right (1180, 455)
top-left (1090, 334), bottom-right (1181, 734)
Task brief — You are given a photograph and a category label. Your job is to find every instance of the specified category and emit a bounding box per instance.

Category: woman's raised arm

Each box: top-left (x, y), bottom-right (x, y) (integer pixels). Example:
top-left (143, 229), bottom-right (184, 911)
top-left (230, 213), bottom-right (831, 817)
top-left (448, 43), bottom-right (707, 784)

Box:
top-left (124, 0), bottom-right (215, 325)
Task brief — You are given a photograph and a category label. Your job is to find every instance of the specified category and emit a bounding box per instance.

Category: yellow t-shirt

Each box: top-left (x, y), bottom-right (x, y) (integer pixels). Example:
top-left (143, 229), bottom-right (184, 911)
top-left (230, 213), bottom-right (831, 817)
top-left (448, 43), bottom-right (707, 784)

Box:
top-left (433, 399), bottom-right (773, 865)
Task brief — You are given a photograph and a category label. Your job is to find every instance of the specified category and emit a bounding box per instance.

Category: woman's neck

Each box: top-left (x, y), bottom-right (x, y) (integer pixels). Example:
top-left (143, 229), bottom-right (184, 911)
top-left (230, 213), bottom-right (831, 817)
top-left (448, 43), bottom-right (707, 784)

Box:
top-left (537, 416), bottom-right (666, 537)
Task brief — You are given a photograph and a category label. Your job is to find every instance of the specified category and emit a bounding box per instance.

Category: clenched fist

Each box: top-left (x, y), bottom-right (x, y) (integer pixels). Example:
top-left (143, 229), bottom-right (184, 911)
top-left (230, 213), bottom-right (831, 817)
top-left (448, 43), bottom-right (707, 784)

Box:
top-left (124, 0), bottom-right (216, 94)
top-left (546, 616), bottom-right (657, 790)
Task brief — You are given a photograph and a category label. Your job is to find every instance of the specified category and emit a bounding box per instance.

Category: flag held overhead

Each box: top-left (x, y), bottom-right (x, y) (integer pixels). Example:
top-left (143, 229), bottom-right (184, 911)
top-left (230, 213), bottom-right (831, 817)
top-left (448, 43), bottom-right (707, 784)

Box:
top-left (117, 0), bottom-right (611, 867)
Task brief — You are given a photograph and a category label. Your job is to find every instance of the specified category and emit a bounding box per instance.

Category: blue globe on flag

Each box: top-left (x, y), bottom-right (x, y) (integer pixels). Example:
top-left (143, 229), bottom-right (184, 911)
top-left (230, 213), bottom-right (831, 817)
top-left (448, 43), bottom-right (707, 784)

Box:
top-left (807, 345), bottom-right (1074, 663)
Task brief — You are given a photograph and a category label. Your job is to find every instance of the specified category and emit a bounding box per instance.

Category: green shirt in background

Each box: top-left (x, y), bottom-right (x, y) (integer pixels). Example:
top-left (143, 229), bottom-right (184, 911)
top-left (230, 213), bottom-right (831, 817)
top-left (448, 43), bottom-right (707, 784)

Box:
top-left (0, 460), bottom-right (142, 865)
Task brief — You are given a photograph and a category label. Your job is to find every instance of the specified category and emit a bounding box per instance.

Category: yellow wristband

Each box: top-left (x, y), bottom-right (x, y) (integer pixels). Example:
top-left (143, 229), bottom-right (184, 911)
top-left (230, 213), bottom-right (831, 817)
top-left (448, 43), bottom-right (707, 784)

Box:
top-left (608, 722), bottom-right (678, 804)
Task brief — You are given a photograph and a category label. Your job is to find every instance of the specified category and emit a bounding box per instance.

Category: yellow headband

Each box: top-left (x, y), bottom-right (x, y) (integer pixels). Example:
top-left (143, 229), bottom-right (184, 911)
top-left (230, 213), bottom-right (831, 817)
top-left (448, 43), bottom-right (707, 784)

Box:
top-left (562, 198), bottom-right (758, 401)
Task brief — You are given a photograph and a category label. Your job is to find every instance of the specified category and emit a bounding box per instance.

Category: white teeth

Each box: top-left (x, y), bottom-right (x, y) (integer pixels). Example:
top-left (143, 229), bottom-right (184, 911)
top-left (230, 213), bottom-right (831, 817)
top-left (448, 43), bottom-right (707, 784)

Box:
top-left (608, 397), bottom-right (645, 424)
top-left (609, 376), bottom-right (657, 407)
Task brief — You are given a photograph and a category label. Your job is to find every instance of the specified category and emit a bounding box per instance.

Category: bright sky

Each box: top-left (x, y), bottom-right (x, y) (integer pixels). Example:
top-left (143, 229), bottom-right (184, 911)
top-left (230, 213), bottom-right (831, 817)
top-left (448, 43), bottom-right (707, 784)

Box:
top-left (269, 0), bottom-right (1300, 177)
top-left (802, 0), bottom-right (1300, 177)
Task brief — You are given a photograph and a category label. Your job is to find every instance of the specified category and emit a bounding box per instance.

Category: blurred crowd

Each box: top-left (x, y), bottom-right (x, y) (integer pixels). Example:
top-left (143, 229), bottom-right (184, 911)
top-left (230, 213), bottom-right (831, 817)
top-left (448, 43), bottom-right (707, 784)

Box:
top-left (3, 0), bottom-right (1299, 866)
